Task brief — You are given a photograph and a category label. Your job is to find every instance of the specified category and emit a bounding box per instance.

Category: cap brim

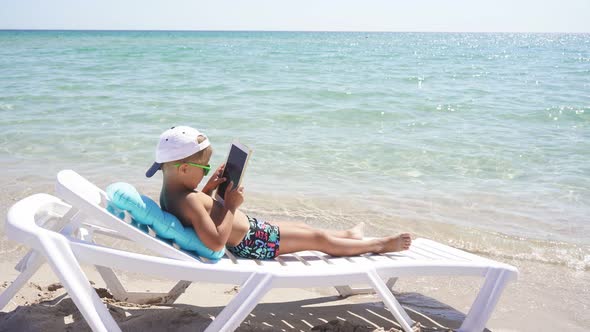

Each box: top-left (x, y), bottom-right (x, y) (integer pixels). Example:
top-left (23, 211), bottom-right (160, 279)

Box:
top-left (145, 162), bottom-right (161, 178)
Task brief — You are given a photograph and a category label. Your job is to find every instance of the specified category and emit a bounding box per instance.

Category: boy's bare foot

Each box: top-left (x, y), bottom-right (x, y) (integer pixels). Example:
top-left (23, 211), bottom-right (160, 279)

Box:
top-left (377, 233), bottom-right (412, 253)
top-left (347, 222), bottom-right (365, 240)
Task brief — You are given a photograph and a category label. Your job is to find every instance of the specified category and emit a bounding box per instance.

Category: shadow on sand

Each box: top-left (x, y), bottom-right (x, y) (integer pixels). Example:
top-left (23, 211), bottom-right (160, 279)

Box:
top-left (0, 288), bottom-right (492, 332)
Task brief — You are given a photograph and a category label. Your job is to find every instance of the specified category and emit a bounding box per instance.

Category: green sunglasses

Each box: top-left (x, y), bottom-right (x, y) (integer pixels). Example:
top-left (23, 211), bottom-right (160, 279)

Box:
top-left (174, 162), bottom-right (211, 176)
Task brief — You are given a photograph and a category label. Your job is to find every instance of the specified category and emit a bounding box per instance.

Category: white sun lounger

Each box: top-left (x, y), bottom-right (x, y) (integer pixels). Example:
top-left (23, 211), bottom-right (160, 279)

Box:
top-left (0, 170), bottom-right (518, 332)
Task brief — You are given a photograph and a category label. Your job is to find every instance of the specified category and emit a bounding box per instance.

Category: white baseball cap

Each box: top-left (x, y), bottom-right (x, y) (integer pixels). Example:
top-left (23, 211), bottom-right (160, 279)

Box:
top-left (146, 126), bottom-right (211, 178)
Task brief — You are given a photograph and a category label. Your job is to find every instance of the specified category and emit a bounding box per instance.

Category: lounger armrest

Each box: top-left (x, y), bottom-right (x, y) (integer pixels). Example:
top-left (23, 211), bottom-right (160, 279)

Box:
top-left (6, 194), bottom-right (70, 251)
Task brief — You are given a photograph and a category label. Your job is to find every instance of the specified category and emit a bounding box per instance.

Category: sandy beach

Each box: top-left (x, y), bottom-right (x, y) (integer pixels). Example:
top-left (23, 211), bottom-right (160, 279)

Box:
top-left (1, 216), bottom-right (588, 332)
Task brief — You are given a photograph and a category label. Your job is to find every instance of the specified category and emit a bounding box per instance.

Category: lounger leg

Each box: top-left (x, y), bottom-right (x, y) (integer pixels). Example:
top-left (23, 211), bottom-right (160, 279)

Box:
top-left (95, 264), bottom-right (192, 305)
top-left (386, 277), bottom-right (398, 289)
top-left (39, 233), bottom-right (121, 332)
top-left (335, 277), bottom-right (399, 297)
top-left (159, 280), bottom-right (192, 304)
top-left (0, 252), bottom-right (44, 310)
top-left (79, 227), bottom-right (192, 305)
top-left (367, 270), bottom-right (414, 332)
top-left (1, 210), bottom-right (82, 311)
top-left (205, 273), bottom-right (273, 332)
top-left (458, 268), bottom-right (510, 332)
top-left (78, 227), bottom-right (128, 300)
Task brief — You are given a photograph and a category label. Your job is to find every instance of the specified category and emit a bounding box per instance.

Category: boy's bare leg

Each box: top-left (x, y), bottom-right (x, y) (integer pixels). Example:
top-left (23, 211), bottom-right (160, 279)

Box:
top-left (346, 222), bottom-right (365, 240)
top-left (277, 225), bottom-right (411, 256)
top-left (274, 221), bottom-right (365, 240)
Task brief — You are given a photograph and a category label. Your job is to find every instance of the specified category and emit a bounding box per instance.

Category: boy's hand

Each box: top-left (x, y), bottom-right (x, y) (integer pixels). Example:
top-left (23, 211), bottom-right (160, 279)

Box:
top-left (224, 181), bottom-right (244, 211)
top-left (202, 163), bottom-right (226, 196)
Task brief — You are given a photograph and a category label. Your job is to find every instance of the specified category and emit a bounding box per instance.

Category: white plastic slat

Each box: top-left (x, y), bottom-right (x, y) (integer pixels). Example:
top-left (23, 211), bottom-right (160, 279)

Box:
top-left (296, 251), bottom-right (333, 267)
top-left (232, 257), bottom-right (263, 267)
top-left (307, 251), bottom-right (334, 266)
top-left (214, 257), bottom-right (240, 267)
top-left (273, 256), bottom-right (288, 266)
top-left (278, 253), bottom-right (310, 267)
top-left (418, 239), bottom-right (488, 263)
top-left (379, 252), bottom-right (417, 262)
top-left (223, 250), bottom-right (239, 264)
top-left (322, 255), bottom-right (357, 266)
top-left (409, 244), bottom-right (447, 261)
top-left (290, 253), bottom-right (313, 266)
top-left (255, 258), bottom-right (284, 268)
top-left (367, 254), bottom-right (402, 263)
top-left (404, 246), bottom-right (438, 261)
top-left (412, 240), bottom-right (471, 262)
top-left (344, 254), bottom-right (381, 266)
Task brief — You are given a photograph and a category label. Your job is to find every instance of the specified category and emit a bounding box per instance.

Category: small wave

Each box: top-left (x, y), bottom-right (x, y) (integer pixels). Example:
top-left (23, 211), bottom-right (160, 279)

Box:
top-left (450, 237), bottom-right (590, 272)
top-left (425, 230), bottom-right (590, 271)
top-left (0, 103), bottom-right (14, 111)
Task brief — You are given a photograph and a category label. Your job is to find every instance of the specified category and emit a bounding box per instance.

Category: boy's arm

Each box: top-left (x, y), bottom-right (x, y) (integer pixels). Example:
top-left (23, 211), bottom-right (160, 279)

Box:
top-left (181, 194), bottom-right (234, 251)
top-left (202, 164), bottom-right (226, 196)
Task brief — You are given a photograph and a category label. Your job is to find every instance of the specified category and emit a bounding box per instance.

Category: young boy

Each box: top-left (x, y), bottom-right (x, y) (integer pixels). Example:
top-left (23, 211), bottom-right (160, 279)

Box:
top-left (146, 126), bottom-right (411, 260)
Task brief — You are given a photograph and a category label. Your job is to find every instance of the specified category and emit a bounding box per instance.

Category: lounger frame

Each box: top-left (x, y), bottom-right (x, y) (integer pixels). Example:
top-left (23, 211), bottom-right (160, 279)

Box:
top-left (0, 170), bottom-right (518, 332)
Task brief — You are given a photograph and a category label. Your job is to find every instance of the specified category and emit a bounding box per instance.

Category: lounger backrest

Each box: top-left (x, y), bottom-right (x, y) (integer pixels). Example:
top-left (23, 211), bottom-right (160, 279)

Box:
top-left (56, 170), bottom-right (105, 207)
top-left (55, 170), bottom-right (201, 262)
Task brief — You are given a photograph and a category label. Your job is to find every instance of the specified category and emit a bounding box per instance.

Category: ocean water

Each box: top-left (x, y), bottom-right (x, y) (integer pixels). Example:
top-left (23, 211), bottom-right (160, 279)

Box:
top-left (0, 30), bottom-right (588, 275)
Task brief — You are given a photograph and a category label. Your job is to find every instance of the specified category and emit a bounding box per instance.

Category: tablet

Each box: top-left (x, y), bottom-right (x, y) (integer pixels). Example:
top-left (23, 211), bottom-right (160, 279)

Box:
top-left (215, 141), bottom-right (252, 205)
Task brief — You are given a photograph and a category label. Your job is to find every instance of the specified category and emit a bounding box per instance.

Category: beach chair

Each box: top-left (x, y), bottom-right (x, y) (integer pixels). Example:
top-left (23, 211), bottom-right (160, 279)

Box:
top-left (0, 170), bottom-right (518, 332)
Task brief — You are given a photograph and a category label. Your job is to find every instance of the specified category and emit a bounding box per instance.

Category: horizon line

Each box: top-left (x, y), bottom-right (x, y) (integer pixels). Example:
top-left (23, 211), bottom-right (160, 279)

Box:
top-left (1, 28), bottom-right (589, 34)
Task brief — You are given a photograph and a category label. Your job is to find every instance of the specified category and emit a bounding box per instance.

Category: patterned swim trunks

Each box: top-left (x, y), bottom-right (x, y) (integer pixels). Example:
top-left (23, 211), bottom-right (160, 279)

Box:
top-left (227, 216), bottom-right (280, 260)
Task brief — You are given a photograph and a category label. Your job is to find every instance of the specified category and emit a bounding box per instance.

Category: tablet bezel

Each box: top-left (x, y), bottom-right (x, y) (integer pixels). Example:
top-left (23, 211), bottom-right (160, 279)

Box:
top-left (214, 140), bottom-right (252, 205)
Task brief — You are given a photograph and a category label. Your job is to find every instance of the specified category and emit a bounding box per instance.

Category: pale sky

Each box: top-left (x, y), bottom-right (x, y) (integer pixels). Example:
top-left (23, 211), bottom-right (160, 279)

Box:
top-left (0, 0), bottom-right (589, 33)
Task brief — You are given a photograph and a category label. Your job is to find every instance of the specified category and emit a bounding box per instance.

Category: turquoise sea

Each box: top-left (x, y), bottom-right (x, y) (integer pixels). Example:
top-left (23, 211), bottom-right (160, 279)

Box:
top-left (0, 31), bottom-right (589, 329)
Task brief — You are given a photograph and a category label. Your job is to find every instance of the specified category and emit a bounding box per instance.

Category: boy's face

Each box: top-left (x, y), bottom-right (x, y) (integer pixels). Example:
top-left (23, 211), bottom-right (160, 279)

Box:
top-left (177, 154), bottom-right (212, 189)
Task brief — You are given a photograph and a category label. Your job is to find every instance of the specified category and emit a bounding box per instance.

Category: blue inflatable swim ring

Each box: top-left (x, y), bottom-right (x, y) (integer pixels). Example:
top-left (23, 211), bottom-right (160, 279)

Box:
top-left (105, 182), bottom-right (225, 261)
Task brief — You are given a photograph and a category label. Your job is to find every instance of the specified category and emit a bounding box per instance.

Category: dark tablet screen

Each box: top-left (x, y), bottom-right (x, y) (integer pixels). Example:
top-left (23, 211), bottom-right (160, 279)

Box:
top-left (216, 144), bottom-right (249, 199)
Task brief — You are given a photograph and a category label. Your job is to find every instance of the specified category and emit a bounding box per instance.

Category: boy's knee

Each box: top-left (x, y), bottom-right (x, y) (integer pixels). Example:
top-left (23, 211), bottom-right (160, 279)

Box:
top-left (313, 229), bottom-right (331, 244)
